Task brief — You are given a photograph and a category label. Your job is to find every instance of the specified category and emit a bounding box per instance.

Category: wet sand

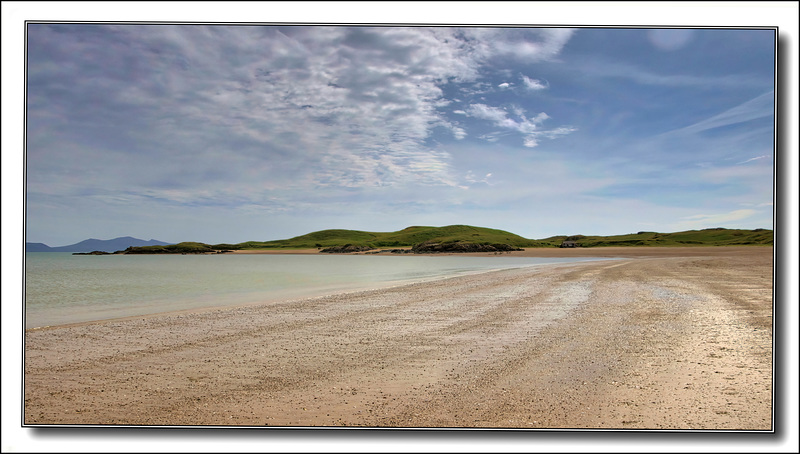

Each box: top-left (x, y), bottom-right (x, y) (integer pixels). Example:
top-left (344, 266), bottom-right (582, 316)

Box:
top-left (24, 247), bottom-right (773, 429)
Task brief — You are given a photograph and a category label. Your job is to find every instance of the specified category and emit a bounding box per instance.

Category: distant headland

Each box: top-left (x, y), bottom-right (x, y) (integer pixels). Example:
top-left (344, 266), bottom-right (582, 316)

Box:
top-left (25, 237), bottom-right (172, 253)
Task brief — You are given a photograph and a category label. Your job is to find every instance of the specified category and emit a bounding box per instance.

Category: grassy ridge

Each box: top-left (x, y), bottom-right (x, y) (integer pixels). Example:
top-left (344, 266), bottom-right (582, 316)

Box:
top-left (241, 225), bottom-right (546, 249)
top-left (120, 225), bottom-right (773, 253)
top-left (240, 225), bottom-right (772, 250)
top-left (537, 228), bottom-right (773, 248)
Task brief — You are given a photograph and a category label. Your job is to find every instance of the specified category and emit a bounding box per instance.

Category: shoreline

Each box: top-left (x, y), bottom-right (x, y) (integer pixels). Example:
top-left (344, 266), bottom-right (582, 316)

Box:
top-left (27, 246), bottom-right (765, 331)
top-left (231, 245), bottom-right (771, 258)
top-left (24, 247), bottom-right (773, 429)
top-left (25, 256), bottom-right (620, 332)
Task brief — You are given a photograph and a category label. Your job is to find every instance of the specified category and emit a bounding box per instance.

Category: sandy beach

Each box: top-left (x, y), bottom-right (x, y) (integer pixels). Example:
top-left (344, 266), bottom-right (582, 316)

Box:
top-left (23, 247), bottom-right (773, 429)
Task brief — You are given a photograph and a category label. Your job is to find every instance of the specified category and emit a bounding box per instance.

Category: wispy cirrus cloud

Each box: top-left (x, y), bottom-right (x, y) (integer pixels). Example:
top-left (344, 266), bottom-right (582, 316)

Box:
top-left (464, 103), bottom-right (575, 147)
top-left (669, 91), bottom-right (774, 136)
top-left (576, 57), bottom-right (769, 89)
top-left (737, 155), bottom-right (768, 165)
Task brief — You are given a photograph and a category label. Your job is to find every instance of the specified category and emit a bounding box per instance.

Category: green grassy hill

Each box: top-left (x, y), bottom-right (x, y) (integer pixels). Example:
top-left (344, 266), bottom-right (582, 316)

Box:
top-left (240, 225), bottom-right (546, 249)
top-left (119, 225), bottom-right (773, 253)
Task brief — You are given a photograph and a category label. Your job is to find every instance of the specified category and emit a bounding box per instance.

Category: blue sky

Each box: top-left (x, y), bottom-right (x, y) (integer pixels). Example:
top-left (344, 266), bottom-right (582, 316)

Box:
top-left (24, 23), bottom-right (775, 245)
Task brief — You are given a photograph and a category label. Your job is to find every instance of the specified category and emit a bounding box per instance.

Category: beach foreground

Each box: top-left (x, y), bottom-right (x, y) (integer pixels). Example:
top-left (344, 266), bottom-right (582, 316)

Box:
top-left (24, 247), bottom-right (773, 429)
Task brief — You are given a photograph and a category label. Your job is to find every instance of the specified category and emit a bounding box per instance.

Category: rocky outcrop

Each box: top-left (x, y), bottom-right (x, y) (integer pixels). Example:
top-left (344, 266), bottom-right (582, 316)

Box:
top-left (319, 244), bottom-right (374, 254)
top-left (410, 241), bottom-right (523, 253)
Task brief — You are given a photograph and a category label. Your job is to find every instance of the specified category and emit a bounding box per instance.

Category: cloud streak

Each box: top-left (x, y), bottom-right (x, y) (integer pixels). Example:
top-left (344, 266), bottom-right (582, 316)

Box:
top-left (737, 155), bottom-right (768, 165)
top-left (670, 91), bottom-right (775, 135)
top-left (464, 103), bottom-right (574, 147)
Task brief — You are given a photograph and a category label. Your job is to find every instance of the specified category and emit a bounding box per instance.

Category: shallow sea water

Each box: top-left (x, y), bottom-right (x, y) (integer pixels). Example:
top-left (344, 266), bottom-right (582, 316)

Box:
top-left (24, 252), bottom-right (606, 329)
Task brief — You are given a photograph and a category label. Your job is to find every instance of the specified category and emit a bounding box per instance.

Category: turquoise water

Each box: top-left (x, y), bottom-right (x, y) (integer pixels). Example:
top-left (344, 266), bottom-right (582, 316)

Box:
top-left (24, 252), bottom-right (606, 329)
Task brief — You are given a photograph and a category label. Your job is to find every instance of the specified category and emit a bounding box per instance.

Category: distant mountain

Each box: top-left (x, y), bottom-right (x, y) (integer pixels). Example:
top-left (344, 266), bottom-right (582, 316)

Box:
top-left (25, 242), bottom-right (54, 252)
top-left (26, 237), bottom-right (172, 253)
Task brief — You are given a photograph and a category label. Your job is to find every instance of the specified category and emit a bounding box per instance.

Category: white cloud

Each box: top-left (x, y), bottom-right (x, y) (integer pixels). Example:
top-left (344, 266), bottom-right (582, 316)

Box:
top-left (737, 155), bottom-right (768, 165)
top-left (523, 136), bottom-right (540, 148)
top-left (464, 28), bottom-right (576, 62)
top-left (466, 103), bottom-right (510, 123)
top-left (478, 132), bottom-right (503, 143)
top-left (536, 126), bottom-right (578, 139)
top-left (521, 75), bottom-right (548, 90)
top-left (510, 104), bottom-right (526, 117)
top-left (465, 103), bottom-right (572, 147)
top-left (465, 171), bottom-right (494, 185)
top-left (450, 125), bottom-right (467, 140)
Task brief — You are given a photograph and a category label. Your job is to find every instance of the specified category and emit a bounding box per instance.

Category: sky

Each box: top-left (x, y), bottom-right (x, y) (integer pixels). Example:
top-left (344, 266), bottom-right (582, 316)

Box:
top-left (24, 23), bottom-right (776, 246)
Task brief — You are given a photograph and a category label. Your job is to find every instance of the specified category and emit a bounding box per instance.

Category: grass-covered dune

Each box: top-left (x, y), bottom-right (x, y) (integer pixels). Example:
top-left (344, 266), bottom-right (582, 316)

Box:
top-left (240, 225), bottom-right (544, 250)
top-left (118, 225), bottom-right (773, 254)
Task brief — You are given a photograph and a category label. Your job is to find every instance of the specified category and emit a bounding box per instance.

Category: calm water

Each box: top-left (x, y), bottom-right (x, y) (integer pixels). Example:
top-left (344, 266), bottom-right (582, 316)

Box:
top-left (25, 252), bottom-right (606, 329)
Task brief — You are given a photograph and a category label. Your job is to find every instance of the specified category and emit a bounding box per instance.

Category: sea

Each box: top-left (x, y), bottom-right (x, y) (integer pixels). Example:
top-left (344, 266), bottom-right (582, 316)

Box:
top-left (24, 252), bottom-right (607, 329)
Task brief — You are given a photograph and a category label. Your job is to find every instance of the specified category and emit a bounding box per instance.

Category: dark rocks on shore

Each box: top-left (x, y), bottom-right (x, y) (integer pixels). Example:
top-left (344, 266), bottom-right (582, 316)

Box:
top-left (320, 242), bottom-right (523, 254)
top-left (410, 241), bottom-right (523, 253)
top-left (72, 251), bottom-right (113, 255)
top-left (319, 244), bottom-right (375, 254)
top-left (120, 244), bottom-right (236, 254)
